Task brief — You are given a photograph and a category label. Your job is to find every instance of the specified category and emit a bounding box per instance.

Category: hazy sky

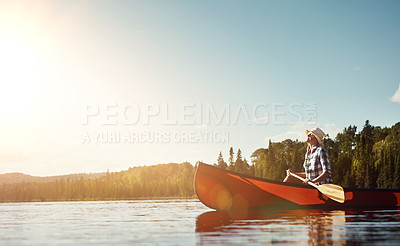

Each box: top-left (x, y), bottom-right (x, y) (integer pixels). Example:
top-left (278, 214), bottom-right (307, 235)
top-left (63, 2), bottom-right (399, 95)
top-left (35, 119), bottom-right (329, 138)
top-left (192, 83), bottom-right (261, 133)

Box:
top-left (1, 0), bottom-right (399, 176)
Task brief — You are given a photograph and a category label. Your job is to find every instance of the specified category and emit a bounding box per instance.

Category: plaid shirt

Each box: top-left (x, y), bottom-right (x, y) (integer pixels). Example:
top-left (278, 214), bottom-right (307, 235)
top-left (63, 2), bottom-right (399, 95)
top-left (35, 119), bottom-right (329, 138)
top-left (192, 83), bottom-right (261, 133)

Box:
top-left (304, 145), bottom-right (333, 184)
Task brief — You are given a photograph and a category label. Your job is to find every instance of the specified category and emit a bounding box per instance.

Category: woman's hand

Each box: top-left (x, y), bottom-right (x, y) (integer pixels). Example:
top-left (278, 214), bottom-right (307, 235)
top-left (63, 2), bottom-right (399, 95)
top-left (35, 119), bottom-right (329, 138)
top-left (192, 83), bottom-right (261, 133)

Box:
top-left (303, 178), bottom-right (310, 184)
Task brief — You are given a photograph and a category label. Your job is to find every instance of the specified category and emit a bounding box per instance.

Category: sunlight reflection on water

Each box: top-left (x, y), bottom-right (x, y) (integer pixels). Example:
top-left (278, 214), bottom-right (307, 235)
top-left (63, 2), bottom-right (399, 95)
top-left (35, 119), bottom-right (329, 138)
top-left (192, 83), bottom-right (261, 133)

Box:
top-left (1, 200), bottom-right (400, 245)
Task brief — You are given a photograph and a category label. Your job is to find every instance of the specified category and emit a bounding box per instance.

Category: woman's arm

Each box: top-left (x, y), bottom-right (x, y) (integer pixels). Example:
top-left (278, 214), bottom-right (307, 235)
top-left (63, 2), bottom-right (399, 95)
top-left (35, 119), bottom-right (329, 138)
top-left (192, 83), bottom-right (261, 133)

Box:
top-left (310, 171), bottom-right (330, 183)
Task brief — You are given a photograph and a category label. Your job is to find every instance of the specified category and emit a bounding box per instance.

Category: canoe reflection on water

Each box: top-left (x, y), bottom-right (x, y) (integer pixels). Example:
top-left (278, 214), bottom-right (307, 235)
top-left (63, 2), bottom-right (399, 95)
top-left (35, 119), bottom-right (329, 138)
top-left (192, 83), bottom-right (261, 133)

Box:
top-left (196, 209), bottom-right (400, 245)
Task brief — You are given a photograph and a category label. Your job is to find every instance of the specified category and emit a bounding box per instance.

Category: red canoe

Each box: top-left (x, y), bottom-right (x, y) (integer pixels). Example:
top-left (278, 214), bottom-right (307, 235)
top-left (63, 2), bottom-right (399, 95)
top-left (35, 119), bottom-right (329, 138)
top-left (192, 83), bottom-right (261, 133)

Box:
top-left (194, 162), bottom-right (400, 210)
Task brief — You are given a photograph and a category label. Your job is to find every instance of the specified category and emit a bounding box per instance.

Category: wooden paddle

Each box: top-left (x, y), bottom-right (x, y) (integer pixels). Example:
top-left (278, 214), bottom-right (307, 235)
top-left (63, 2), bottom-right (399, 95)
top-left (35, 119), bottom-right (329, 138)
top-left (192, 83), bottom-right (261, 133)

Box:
top-left (289, 172), bottom-right (345, 203)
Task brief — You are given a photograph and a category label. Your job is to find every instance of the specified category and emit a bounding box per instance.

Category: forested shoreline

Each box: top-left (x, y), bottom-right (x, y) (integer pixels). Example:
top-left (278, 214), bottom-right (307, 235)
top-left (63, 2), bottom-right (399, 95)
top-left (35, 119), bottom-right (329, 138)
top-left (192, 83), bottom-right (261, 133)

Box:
top-left (0, 163), bottom-right (195, 202)
top-left (1, 121), bottom-right (399, 202)
top-left (248, 121), bottom-right (400, 189)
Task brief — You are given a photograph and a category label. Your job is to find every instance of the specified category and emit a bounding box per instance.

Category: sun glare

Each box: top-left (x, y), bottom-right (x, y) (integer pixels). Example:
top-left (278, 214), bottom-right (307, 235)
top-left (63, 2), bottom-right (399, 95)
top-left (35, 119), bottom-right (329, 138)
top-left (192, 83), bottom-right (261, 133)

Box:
top-left (0, 33), bottom-right (37, 119)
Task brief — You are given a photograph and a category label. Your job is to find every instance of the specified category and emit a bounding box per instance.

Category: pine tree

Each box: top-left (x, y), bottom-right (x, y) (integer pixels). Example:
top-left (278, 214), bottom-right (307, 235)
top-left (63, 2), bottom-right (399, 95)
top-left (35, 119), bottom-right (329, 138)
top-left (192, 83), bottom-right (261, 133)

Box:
top-left (243, 158), bottom-right (251, 175)
top-left (229, 147), bottom-right (235, 171)
top-left (217, 151), bottom-right (228, 169)
top-left (235, 149), bottom-right (244, 173)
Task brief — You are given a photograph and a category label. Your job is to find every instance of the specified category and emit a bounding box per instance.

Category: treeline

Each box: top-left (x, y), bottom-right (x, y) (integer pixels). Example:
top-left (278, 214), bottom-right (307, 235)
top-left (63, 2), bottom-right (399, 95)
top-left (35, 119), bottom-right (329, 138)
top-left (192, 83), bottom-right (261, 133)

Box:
top-left (216, 148), bottom-right (252, 175)
top-left (0, 163), bottom-right (194, 202)
top-left (328, 121), bottom-right (400, 189)
top-left (216, 142), bottom-right (305, 182)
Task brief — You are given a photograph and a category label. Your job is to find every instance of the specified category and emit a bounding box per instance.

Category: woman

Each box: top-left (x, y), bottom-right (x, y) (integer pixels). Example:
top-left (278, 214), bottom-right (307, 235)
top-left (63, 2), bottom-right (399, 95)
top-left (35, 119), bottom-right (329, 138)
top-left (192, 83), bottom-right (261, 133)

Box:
top-left (283, 127), bottom-right (332, 184)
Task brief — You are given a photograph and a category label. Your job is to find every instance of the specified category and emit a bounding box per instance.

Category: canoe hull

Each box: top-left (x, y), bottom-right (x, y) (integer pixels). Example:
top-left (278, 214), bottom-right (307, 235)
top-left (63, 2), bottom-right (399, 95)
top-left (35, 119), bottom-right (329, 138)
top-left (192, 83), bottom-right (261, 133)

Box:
top-left (194, 162), bottom-right (400, 210)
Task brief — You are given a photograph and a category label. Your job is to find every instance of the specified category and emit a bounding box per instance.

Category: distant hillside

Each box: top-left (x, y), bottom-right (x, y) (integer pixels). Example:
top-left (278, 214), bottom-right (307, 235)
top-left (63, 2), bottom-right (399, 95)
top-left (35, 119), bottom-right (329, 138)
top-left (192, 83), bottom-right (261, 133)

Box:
top-left (0, 162), bottom-right (195, 202)
top-left (0, 172), bottom-right (106, 185)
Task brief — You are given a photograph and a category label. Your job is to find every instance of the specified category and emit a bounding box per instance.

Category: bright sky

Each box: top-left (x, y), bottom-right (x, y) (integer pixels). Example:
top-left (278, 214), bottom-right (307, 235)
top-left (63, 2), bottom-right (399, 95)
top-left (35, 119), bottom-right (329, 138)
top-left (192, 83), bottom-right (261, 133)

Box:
top-left (1, 0), bottom-right (399, 176)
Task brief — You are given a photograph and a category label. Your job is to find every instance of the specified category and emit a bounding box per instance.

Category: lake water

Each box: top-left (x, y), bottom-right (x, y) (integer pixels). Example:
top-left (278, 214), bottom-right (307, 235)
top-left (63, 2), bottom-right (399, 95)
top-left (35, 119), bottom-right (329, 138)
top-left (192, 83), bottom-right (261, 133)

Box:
top-left (1, 199), bottom-right (400, 245)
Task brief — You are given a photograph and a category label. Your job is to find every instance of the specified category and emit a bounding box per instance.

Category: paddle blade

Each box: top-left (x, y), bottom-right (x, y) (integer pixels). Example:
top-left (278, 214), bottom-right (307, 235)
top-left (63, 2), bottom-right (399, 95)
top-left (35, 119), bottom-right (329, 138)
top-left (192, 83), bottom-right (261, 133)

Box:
top-left (317, 184), bottom-right (345, 203)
